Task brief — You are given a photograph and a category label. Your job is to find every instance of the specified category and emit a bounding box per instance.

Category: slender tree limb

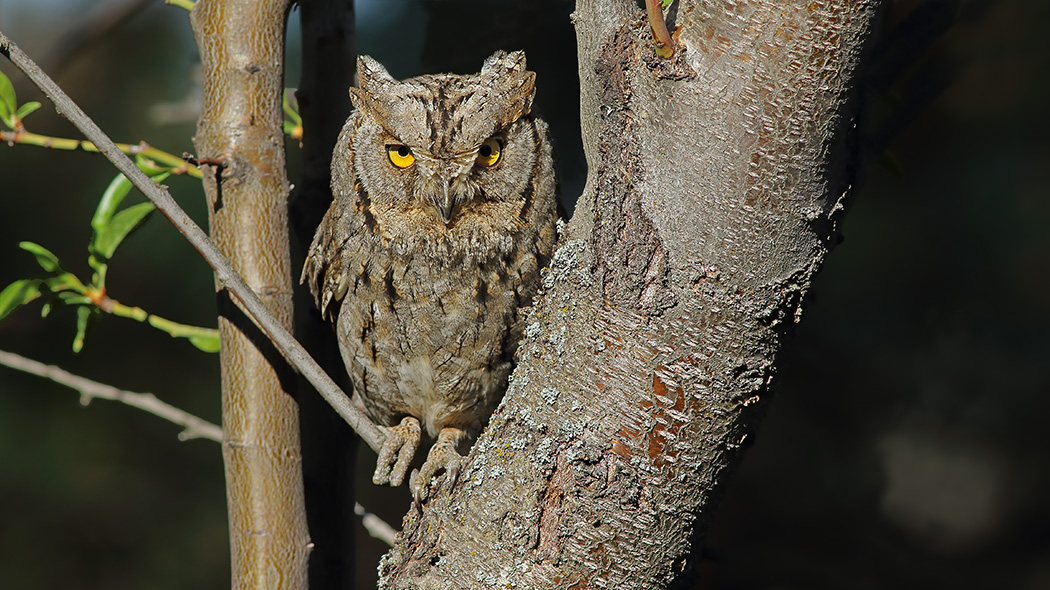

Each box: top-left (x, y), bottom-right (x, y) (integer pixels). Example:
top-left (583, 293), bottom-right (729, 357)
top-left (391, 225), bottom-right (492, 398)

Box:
top-left (0, 349), bottom-right (222, 442)
top-left (0, 132), bottom-right (201, 177)
top-left (0, 30), bottom-right (383, 454)
top-left (0, 348), bottom-right (400, 547)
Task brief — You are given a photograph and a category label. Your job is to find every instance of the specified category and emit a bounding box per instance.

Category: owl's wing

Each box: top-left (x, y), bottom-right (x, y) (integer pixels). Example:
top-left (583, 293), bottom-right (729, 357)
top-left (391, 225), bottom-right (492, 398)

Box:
top-left (300, 205), bottom-right (351, 320)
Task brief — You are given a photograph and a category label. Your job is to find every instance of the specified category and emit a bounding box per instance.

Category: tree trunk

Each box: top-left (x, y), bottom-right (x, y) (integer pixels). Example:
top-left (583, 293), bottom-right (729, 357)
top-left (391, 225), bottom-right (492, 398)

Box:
top-left (191, 1), bottom-right (310, 588)
top-left (378, 1), bottom-right (880, 588)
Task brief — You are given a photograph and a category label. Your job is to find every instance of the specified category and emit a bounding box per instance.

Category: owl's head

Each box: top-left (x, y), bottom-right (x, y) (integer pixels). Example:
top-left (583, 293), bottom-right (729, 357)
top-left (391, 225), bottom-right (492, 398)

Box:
top-left (337, 51), bottom-right (549, 257)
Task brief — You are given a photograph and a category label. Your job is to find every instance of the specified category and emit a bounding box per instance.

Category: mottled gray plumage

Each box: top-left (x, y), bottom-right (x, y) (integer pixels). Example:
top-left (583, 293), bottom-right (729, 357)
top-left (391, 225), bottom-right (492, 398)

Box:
top-left (301, 51), bottom-right (558, 497)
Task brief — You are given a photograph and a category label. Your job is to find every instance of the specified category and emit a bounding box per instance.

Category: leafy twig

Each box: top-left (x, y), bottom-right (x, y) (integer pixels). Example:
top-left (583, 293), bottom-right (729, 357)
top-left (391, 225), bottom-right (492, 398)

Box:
top-left (0, 131), bottom-right (202, 178)
top-left (0, 68), bottom-right (200, 178)
top-left (2, 169), bottom-right (220, 354)
top-left (2, 72), bottom-right (296, 170)
top-left (0, 348), bottom-right (222, 441)
top-left (103, 296), bottom-right (221, 351)
top-left (0, 30), bottom-right (385, 453)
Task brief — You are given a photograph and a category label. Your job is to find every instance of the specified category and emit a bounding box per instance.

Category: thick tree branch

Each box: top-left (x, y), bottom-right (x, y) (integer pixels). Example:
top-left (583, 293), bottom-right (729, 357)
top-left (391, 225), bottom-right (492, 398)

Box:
top-left (379, 1), bottom-right (879, 588)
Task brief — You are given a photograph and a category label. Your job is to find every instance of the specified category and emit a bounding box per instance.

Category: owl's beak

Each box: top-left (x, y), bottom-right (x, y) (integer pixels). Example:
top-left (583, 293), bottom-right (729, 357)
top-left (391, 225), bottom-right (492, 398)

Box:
top-left (435, 183), bottom-right (456, 224)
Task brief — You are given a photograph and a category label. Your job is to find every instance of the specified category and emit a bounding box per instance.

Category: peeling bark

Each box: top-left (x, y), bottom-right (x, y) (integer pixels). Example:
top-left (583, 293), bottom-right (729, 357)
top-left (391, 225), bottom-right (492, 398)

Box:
top-left (378, 1), bottom-right (879, 588)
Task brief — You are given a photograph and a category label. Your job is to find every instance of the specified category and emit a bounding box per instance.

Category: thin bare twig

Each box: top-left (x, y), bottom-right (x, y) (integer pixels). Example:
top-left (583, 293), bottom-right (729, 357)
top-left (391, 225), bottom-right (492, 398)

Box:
top-left (355, 502), bottom-right (398, 547)
top-left (0, 348), bottom-right (399, 544)
top-left (0, 349), bottom-right (222, 442)
top-left (0, 31), bottom-right (385, 453)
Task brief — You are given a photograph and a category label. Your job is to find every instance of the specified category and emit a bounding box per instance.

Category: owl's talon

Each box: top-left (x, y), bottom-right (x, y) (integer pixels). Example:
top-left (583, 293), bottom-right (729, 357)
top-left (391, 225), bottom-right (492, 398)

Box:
top-left (373, 416), bottom-right (421, 487)
top-left (446, 457), bottom-right (462, 489)
top-left (412, 427), bottom-right (466, 501)
top-left (409, 469), bottom-right (423, 506)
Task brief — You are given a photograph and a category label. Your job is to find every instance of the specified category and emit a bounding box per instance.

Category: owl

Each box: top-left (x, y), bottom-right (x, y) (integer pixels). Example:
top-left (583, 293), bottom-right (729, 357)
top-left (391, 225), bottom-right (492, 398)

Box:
top-left (301, 51), bottom-right (558, 498)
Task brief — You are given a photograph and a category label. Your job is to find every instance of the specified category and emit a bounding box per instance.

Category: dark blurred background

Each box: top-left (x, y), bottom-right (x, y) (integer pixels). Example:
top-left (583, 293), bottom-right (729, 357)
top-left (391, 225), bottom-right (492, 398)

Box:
top-left (0, 0), bottom-right (1046, 588)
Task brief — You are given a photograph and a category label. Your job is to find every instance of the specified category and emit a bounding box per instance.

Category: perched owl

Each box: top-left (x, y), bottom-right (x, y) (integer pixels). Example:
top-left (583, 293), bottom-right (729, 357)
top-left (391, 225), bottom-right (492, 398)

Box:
top-left (301, 51), bottom-right (558, 498)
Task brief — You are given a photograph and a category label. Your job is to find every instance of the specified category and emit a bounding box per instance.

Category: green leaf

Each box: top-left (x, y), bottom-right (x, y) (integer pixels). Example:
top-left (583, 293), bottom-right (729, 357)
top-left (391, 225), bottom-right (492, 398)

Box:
top-left (0, 279), bottom-right (43, 321)
top-left (44, 272), bottom-right (85, 293)
top-left (282, 89), bottom-right (302, 125)
top-left (0, 70), bottom-right (15, 126)
top-left (57, 292), bottom-right (91, 306)
top-left (14, 101), bottom-right (42, 121)
top-left (19, 241), bottom-right (63, 273)
top-left (73, 306), bottom-right (96, 353)
top-left (661, 0), bottom-right (672, 6)
top-left (188, 333), bottom-right (221, 353)
top-left (91, 173), bottom-right (134, 236)
top-left (135, 154), bottom-right (165, 176)
top-left (93, 202), bottom-right (156, 259)
top-left (44, 275), bottom-right (82, 295)
top-left (167, 0), bottom-right (196, 12)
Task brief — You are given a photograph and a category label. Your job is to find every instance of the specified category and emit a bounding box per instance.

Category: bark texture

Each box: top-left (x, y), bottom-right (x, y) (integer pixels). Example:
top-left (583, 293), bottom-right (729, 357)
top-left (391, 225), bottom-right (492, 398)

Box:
top-left (378, 1), bottom-right (878, 588)
top-left (191, 1), bottom-right (310, 588)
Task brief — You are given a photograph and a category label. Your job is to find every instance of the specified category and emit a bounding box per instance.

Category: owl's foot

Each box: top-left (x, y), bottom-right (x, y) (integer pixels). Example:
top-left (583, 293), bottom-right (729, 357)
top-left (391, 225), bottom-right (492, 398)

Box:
top-left (373, 416), bottom-right (421, 487)
top-left (412, 427), bottom-right (467, 502)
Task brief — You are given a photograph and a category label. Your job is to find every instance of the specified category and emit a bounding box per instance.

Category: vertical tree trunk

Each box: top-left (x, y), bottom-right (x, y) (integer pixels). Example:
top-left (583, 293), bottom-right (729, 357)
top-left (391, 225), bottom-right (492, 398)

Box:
top-left (378, 1), bottom-right (880, 588)
top-left (191, 1), bottom-right (310, 588)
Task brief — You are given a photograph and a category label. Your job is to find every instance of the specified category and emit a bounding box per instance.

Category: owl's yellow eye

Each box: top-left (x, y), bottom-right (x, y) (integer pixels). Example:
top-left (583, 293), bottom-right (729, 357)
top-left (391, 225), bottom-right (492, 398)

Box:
top-left (387, 144), bottom-right (415, 168)
top-left (476, 138), bottom-right (502, 167)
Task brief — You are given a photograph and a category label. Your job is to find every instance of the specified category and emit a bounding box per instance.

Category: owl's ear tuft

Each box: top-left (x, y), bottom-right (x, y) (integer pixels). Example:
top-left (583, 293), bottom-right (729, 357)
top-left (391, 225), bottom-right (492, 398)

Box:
top-left (481, 50), bottom-right (527, 75)
top-left (351, 55), bottom-right (398, 113)
top-left (477, 50), bottom-right (535, 123)
top-left (356, 55), bottom-right (396, 88)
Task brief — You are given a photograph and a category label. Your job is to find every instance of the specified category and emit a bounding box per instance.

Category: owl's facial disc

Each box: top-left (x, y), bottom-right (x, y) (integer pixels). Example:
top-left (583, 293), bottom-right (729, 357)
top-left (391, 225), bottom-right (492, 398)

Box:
top-left (416, 155), bottom-right (476, 225)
